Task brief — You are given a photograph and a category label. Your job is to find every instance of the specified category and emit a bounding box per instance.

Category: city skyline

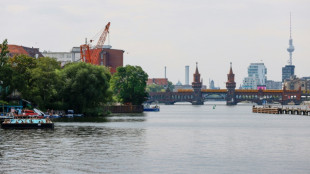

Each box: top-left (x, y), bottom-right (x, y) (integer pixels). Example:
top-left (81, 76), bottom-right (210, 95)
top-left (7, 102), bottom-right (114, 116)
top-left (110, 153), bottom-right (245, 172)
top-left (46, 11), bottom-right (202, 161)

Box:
top-left (1, 0), bottom-right (310, 88)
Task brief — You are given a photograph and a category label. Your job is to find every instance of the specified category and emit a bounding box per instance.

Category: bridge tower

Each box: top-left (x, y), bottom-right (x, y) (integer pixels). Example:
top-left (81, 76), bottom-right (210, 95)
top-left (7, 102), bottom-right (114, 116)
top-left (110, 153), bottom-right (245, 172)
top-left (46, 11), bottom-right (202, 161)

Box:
top-left (192, 62), bottom-right (204, 105)
top-left (226, 62), bottom-right (236, 105)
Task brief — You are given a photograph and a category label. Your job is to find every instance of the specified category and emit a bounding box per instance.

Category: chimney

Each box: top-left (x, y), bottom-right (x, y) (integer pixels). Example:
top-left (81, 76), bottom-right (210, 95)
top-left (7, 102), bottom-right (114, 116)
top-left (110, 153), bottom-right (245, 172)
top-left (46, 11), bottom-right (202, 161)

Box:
top-left (185, 65), bottom-right (189, 85)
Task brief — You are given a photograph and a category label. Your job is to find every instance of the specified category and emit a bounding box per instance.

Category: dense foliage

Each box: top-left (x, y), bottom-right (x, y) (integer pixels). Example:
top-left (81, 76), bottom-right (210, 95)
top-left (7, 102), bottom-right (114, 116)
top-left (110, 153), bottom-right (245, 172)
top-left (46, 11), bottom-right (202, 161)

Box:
top-left (146, 84), bottom-right (165, 93)
top-left (146, 81), bottom-right (174, 93)
top-left (111, 65), bottom-right (148, 105)
top-left (58, 62), bottom-right (112, 114)
top-left (0, 39), bottom-right (13, 100)
top-left (0, 39), bottom-right (149, 115)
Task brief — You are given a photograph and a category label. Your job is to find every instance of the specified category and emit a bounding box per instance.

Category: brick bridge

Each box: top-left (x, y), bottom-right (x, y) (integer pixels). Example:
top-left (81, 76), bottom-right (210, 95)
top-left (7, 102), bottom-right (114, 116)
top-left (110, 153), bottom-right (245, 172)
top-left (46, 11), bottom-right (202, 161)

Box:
top-left (147, 63), bottom-right (307, 105)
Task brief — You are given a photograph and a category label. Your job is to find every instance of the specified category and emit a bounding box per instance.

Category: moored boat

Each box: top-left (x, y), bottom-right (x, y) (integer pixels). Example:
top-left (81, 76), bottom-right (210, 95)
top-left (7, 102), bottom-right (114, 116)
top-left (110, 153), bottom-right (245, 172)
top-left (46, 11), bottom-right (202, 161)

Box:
top-left (1, 115), bottom-right (54, 129)
top-left (0, 113), bottom-right (14, 123)
top-left (143, 104), bottom-right (160, 112)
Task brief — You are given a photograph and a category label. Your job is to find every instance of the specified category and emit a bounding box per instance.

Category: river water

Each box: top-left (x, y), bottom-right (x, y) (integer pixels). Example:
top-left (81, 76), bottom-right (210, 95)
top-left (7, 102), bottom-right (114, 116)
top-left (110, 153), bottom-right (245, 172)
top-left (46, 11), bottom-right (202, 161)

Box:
top-left (1, 103), bottom-right (310, 174)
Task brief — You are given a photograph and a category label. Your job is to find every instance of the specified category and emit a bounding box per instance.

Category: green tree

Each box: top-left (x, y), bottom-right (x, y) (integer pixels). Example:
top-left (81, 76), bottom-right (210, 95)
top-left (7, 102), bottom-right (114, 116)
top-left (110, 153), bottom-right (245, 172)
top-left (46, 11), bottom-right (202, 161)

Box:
top-left (111, 65), bottom-right (148, 105)
top-left (26, 57), bottom-right (61, 109)
top-left (146, 84), bottom-right (164, 93)
top-left (0, 39), bottom-right (13, 100)
top-left (59, 62), bottom-right (112, 114)
top-left (9, 55), bottom-right (37, 97)
top-left (167, 81), bottom-right (175, 91)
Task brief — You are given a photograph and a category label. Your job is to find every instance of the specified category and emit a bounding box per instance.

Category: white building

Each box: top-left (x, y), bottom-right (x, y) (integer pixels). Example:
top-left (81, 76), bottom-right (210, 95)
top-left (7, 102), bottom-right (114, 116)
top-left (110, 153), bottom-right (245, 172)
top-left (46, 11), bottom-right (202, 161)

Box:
top-left (242, 63), bottom-right (267, 89)
top-left (42, 47), bottom-right (81, 66)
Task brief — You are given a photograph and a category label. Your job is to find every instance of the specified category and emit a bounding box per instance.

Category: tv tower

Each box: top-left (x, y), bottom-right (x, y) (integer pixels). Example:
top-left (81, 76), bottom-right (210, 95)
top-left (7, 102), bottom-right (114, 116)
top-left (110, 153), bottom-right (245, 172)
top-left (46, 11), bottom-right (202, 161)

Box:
top-left (287, 12), bottom-right (295, 65)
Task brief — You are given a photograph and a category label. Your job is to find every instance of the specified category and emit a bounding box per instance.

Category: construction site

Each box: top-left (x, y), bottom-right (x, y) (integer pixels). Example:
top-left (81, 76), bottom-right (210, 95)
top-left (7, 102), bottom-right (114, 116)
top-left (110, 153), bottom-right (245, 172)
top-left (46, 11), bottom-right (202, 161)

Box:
top-left (7, 22), bottom-right (124, 74)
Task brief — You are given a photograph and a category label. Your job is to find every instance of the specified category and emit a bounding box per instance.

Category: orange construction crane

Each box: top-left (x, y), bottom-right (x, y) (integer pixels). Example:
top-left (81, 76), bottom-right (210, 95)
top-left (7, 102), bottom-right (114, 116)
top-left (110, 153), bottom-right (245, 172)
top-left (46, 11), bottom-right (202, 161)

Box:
top-left (80, 22), bottom-right (111, 65)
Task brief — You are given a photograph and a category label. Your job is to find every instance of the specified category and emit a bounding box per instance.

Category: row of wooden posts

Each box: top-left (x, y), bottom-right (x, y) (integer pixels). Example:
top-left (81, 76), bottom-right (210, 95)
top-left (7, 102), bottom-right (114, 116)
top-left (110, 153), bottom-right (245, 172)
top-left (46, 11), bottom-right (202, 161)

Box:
top-left (252, 106), bottom-right (310, 116)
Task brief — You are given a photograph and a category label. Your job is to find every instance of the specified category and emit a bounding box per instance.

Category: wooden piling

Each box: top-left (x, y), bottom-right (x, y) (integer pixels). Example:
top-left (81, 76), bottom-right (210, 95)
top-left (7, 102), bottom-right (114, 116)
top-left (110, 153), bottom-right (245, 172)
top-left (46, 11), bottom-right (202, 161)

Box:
top-left (252, 106), bottom-right (310, 116)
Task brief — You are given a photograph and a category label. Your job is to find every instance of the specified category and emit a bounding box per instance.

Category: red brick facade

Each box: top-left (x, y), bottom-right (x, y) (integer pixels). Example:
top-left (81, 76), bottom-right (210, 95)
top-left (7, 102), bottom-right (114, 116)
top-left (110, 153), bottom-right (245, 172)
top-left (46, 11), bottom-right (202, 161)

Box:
top-left (102, 48), bottom-right (124, 74)
top-left (147, 78), bottom-right (168, 86)
top-left (8, 45), bottom-right (44, 58)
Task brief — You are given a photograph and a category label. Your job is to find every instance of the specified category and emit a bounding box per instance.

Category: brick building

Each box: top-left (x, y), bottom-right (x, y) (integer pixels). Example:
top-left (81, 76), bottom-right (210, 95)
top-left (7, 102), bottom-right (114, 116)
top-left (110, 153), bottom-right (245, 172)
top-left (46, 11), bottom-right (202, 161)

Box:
top-left (284, 76), bottom-right (310, 91)
top-left (99, 48), bottom-right (124, 74)
top-left (8, 45), bottom-right (44, 58)
top-left (43, 46), bottom-right (124, 74)
top-left (147, 78), bottom-right (168, 87)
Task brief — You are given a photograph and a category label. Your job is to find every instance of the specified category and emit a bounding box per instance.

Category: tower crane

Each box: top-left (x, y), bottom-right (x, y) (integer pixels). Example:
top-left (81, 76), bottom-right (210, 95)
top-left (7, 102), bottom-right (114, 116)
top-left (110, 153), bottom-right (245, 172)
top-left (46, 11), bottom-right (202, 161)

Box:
top-left (80, 22), bottom-right (111, 65)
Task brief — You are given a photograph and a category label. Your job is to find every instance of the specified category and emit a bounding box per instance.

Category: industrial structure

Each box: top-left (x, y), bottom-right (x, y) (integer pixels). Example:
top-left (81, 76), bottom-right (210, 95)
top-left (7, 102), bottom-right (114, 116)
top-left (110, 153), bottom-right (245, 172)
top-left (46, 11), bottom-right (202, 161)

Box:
top-left (42, 22), bottom-right (124, 73)
top-left (78, 22), bottom-right (124, 73)
top-left (185, 65), bottom-right (189, 85)
top-left (173, 65), bottom-right (206, 92)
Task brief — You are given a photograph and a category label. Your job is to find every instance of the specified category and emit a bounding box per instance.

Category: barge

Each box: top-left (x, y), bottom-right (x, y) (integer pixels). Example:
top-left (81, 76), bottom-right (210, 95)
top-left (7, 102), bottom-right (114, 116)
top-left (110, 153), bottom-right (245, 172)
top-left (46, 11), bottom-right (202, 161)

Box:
top-left (1, 115), bottom-right (54, 129)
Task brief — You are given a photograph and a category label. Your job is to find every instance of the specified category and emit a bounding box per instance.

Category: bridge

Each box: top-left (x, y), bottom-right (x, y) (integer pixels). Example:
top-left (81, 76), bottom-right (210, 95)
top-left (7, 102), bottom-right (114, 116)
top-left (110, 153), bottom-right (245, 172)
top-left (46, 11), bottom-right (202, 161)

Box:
top-left (147, 63), bottom-right (309, 105)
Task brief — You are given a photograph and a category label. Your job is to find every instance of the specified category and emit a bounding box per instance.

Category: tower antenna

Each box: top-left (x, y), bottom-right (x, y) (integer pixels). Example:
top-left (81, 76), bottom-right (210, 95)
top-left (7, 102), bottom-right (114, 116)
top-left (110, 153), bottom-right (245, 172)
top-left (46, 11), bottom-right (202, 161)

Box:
top-left (287, 12), bottom-right (295, 65)
top-left (290, 12), bottom-right (292, 39)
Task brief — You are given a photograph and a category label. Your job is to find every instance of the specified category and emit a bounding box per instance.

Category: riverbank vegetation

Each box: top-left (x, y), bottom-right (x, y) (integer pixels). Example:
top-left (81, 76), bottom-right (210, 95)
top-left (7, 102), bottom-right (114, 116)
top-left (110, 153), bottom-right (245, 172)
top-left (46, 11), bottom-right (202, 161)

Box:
top-left (0, 39), bottom-right (148, 116)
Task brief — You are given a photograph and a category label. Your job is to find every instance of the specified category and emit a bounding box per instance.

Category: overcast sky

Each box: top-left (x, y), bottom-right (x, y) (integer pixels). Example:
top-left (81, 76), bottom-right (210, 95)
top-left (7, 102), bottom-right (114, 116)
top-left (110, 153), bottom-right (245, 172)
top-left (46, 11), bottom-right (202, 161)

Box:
top-left (1, 0), bottom-right (310, 88)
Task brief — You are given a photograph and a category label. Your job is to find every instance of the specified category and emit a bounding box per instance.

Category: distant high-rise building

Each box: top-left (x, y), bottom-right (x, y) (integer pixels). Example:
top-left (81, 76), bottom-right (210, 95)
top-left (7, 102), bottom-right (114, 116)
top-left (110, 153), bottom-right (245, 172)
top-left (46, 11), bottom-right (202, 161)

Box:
top-left (210, 80), bottom-right (215, 89)
top-left (266, 80), bottom-right (282, 90)
top-left (282, 65), bottom-right (295, 82)
top-left (242, 63), bottom-right (267, 89)
top-left (282, 13), bottom-right (295, 82)
top-left (209, 79), bottom-right (220, 89)
top-left (185, 65), bottom-right (189, 85)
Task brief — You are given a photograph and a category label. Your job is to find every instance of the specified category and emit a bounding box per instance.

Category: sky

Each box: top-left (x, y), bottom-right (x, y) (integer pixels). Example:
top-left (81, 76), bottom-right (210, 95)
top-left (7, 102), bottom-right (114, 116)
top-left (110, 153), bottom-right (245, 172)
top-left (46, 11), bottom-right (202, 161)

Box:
top-left (1, 0), bottom-right (310, 88)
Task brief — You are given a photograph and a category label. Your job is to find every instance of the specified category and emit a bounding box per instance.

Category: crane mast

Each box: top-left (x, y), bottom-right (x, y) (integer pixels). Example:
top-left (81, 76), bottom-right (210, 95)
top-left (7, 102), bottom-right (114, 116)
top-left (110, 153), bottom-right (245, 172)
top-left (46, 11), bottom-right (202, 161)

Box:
top-left (80, 22), bottom-right (111, 65)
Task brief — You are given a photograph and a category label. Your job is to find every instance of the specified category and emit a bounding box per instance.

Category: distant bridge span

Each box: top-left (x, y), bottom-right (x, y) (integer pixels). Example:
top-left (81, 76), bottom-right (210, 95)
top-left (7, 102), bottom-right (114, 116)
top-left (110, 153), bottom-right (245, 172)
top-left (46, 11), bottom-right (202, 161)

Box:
top-left (147, 88), bottom-right (303, 105)
top-left (147, 63), bottom-right (308, 105)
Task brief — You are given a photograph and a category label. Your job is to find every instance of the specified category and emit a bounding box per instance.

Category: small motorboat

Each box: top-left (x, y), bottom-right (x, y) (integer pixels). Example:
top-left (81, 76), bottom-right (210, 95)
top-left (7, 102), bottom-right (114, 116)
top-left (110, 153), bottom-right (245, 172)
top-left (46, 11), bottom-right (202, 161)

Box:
top-left (143, 104), bottom-right (160, 112)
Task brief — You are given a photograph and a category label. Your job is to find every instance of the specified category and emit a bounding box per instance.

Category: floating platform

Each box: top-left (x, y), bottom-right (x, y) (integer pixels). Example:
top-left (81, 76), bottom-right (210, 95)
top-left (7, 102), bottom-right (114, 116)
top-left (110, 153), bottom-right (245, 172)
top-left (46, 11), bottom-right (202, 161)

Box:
top-left (252, 106), bottom-right (310, 116)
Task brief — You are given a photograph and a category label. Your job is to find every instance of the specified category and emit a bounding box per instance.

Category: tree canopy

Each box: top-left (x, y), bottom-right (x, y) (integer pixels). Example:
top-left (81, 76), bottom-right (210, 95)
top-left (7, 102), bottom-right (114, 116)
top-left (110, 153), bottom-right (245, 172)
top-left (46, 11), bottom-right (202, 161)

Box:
top-left (146, 84), bottom-right (165, 93)
top-left (0, 39), bottom-right (151, 115)
top-left (26, 57), bottom-right (61, 109)
top-left (111, 65), bottom-right (148, 105)
top-left (0, 39), bottom-right (13, 100)
top-left (58, 62), bottom-right (112, 113)
top-left (9, 54), bottom-right (37, 98)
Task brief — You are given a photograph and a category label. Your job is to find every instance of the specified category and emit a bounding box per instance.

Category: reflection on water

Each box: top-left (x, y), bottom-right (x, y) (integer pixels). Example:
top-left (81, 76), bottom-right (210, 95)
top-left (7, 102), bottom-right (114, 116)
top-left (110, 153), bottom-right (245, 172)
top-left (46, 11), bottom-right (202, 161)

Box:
top-left (0, 116), bottom-right (146, 174)
top-left (1, 104), bottom-right (310, 174)
top-left (53, 113), bottom-right (146, 123)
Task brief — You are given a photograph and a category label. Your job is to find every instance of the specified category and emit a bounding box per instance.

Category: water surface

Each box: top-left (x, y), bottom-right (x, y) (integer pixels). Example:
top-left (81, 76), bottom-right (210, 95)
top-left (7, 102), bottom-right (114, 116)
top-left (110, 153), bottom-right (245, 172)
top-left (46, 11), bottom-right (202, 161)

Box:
top-left (1, 103), bottom-right (310, 174)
